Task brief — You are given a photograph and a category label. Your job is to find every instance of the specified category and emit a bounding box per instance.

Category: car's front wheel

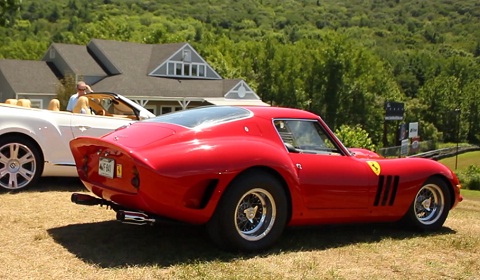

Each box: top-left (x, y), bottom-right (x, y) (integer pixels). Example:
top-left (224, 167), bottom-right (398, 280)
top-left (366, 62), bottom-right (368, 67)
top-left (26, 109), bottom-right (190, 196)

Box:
top-left (0, 136), bottom-right (43, 191)
top-left (402, 177), bottom-right (451, 231)
top-left (207, 171), bottom-right (288, 252)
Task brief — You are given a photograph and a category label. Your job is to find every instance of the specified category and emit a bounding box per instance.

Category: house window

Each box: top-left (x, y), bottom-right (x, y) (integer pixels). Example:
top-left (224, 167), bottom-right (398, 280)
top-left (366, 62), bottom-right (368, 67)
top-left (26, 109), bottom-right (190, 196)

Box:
top-left (145, 105), bottom-right (157, 115)
top-left (49, 48), bottom-right (55, 59)
top-left (168, 62), bottom-right (175, 75)
top-left (161, 106), bottom-right (184, 115)
top-left (183, 50), bottom-right (191, 62)
top-left (175, 63), bottom-right (182, 75)
top-left (192, 64), bottom-right (198, 76)
top-left (163, 61), bottom-right (209, 78)
top-left (161, 107), bottom-right (172, 115)
top-left (183, 63), bottom-right (190, 76)
top-left (23, 99), bottom-right (42, 109)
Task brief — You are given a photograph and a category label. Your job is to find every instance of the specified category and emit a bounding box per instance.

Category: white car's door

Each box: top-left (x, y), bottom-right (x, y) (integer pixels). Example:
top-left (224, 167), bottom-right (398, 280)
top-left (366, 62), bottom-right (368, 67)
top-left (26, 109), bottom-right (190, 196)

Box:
top-left (70, 113), bottom-right (133, 138)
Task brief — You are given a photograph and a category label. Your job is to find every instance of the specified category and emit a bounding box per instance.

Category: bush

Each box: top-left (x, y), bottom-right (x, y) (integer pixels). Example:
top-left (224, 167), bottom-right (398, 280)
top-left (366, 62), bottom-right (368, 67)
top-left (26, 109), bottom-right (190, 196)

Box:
top-left (457, 164), bottom-right (480, 190)
top-left (335, 124), bottom-right (376, 151)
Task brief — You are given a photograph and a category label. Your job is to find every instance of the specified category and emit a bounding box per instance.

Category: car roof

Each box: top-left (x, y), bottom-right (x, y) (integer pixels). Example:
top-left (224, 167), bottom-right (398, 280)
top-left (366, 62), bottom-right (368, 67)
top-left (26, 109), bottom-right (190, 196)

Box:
top-left (241, 106), bottom-right (321, 120)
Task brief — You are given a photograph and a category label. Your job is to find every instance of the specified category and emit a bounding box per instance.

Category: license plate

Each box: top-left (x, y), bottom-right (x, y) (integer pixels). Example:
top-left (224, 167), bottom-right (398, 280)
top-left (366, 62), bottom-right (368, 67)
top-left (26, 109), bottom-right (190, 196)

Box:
top-left (98, 157), bottom-right (115, 178)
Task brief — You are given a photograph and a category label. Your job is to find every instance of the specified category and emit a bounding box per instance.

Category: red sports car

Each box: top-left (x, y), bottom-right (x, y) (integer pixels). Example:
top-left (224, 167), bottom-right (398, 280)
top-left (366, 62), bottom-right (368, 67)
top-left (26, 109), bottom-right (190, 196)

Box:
top-left (69, 106), bottom-right (462, 252)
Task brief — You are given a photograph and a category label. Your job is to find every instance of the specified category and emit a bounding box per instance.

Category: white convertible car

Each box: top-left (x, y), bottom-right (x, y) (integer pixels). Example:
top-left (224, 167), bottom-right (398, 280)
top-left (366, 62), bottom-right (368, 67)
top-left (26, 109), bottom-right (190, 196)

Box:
top-left (0, 92), bottom-right (155, 191)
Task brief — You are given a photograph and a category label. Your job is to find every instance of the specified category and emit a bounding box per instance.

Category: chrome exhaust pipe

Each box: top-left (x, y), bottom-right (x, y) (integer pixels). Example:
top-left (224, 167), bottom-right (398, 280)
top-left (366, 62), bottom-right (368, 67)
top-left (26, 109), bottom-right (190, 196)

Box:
top-left (116, 210), bottom-right (156, 225)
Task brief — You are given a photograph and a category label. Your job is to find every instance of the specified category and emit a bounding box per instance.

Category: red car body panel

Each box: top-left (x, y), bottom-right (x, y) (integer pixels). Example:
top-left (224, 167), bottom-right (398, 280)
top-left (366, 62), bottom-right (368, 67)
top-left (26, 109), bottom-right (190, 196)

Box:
top-left (70, 106), bottom-right (462, 227)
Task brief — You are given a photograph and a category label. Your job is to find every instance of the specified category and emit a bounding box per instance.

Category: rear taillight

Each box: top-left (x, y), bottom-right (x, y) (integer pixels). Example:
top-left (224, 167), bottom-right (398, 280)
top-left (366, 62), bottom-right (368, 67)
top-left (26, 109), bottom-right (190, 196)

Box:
top-left (82, 155), bottom-right (89, 174)
top-left (131, 166), bottom-right (140, 189)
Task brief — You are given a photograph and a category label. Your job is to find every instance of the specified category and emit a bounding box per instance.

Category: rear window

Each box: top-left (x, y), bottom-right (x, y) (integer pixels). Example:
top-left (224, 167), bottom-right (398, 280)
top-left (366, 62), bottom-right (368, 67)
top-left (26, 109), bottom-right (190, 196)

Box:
top-left (145, 106), bottom-right (252, 128)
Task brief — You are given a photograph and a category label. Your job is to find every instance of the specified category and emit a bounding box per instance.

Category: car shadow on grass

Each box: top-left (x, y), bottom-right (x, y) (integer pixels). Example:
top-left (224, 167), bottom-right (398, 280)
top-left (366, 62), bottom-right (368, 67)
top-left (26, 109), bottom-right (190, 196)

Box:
top-left (10, 177), bottom-right (86, 193)
top-left (47, 220), bottom-right (456, 268)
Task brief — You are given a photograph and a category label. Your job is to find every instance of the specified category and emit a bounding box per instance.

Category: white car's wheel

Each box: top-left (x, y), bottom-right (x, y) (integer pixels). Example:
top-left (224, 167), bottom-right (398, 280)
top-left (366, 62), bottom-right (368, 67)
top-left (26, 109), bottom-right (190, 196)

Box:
top-left (0, 136), bottom-right (43, 191)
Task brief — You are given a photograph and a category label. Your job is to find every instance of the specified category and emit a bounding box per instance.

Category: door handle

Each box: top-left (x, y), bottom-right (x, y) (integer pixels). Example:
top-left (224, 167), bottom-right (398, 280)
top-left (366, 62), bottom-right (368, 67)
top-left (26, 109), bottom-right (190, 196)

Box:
top-left (76, 125), bottom-right (90, 132)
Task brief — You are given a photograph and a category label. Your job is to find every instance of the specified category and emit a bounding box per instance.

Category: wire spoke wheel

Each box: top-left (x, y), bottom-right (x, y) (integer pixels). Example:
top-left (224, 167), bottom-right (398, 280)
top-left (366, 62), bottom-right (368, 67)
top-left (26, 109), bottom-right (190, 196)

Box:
top-left (207, 171), bottom-right (287, 252)
top-left (234, 188), bottom-right (276, 241)
top-left (402, 177), bottom-right (451, 231)
top-left (414, 184), bottom-right (445, 225)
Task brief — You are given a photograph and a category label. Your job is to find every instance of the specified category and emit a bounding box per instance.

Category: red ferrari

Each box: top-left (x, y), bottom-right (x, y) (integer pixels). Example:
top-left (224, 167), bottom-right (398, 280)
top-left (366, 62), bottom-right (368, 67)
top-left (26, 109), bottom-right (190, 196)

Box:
top-left (69, 106), bottom-right (462, 252)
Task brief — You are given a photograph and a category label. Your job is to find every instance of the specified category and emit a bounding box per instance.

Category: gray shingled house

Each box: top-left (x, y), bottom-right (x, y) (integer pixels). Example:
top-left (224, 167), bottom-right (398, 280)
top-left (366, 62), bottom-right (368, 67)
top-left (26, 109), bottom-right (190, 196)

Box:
top-left (0, 39), bottom-right (268, 113)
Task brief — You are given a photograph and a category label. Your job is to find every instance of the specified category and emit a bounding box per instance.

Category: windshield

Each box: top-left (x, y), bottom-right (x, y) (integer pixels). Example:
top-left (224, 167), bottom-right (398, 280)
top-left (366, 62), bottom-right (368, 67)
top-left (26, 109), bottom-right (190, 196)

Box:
top-left (145, 106), bottom-right (252, 128)
top-left (86, 93), bottom-right (137, 119)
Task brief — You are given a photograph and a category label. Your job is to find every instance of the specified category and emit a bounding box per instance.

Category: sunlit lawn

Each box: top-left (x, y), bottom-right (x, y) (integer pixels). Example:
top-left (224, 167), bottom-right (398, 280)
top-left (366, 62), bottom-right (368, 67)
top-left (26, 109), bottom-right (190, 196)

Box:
top-left (0, 178), bottom-right (479, 279)
top-left (439, 151), bottom-right (480, 172)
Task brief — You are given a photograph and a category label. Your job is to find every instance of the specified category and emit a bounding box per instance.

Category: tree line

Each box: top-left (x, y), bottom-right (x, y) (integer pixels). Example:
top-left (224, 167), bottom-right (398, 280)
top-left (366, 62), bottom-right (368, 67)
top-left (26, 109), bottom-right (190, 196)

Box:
top-left (1, 0), bottom-right (480, 148)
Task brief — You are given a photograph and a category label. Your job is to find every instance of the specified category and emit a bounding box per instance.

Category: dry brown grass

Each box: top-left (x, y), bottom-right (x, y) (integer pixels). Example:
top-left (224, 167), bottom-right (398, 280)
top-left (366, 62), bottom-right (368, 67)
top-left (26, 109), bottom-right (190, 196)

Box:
top-left (1, 178), bottom-right (479, 280)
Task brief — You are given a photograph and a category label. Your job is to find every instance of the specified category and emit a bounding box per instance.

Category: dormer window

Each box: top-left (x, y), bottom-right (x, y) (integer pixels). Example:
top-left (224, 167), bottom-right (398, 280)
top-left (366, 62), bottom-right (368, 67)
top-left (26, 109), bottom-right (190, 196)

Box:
top-left (198, 65), bottom-right (205, 77)
top-left (150, 44), bottom-right (222, 80)
top-left (165, 61), bottom-right (207, 77)
top-left (176, 63), bottom-right (182, 75)
top-left (183, 64), bottom-right (190, 76)
top-left (192, 64), bottom-right (197, 76)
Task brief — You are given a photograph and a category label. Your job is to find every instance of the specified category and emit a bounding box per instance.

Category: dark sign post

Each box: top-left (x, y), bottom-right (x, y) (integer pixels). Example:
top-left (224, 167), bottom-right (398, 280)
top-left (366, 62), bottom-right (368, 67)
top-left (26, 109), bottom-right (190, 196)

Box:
top-left (383, 101), bottom-right (405, 149)
top-left (385, 101), bottom-right (405, 120)
top-left (455, 108), bottom-right (461, 170)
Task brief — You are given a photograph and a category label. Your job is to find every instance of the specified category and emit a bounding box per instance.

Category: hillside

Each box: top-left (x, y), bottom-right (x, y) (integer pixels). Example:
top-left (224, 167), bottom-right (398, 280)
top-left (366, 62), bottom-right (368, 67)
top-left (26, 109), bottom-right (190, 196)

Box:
top-left (1, 0), bottom-right (480, 147)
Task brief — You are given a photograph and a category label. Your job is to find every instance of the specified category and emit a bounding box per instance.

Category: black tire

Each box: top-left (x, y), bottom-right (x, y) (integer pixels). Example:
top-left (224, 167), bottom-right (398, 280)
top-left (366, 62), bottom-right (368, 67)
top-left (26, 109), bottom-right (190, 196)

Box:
top-left (207, 171), bottom-right (288, 252)
top-left (402, 177), bottom-right (451, 231)
top-left (0, 136), bottom-right (43, 191)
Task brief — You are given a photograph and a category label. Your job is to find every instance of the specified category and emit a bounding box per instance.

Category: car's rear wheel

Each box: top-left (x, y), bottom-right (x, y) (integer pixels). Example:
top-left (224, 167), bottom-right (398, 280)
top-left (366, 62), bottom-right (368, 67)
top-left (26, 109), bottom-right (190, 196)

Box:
top-left (402, 177), bottom-right (451, 231)
top-left (207, 171), bottom-right (287, 252)
top-left (0, 136), bottom-right (43, 191)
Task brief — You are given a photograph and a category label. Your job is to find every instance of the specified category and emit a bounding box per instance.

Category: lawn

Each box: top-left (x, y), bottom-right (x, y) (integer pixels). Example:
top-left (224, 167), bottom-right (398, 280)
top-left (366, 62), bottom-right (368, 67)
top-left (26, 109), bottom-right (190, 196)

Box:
top-left (439, 151), bottom-right (480, 171)
top-left (0, 178), bottom-right (479, 279)
top-left (461, 189), bottom-right (480, 200)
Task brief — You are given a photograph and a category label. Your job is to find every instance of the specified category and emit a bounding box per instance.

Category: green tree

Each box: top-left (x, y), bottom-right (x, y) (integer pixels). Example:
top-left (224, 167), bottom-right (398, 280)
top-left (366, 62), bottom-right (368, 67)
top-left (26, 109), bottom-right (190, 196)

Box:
top-left (0, 0), bottom-right (21, 27)
top-left (56, 74), bottom-right (76, 110)
top-left (335, 124), bottom-right (376, 151)
top-left (256, 37), bottom-right (276, 104)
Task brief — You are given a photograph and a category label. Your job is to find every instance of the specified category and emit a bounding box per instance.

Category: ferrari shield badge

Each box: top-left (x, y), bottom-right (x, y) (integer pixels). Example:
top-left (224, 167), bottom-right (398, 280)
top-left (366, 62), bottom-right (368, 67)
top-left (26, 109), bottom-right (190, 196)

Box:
top-left (116, 164), bottom-right (122, 178)
top-left (367, 161), bottom-right (381, 176)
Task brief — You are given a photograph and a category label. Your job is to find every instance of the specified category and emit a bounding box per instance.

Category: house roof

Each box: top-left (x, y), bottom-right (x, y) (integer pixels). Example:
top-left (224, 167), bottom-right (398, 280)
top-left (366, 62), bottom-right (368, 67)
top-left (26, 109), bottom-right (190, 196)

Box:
top-left (88, 39), bottom-right (154, 76)
top-left (87, 39), bottom-right (237, 100)
top-left (93, 76), bottom-right (243, 99)
top-left (148, 42), bottom-right (188, 74)
top-left (42, 43), bottom-right (106, 77)
top-left (0, 39), bottom-right (267, 107)
top-left (0, 59), bottom-right (60, 94)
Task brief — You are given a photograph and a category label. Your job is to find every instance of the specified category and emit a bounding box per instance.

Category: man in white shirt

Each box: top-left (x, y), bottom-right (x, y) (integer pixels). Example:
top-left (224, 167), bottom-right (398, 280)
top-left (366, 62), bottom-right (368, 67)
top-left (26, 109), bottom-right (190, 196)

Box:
top-left (66, 81), bottom-right (92, 112)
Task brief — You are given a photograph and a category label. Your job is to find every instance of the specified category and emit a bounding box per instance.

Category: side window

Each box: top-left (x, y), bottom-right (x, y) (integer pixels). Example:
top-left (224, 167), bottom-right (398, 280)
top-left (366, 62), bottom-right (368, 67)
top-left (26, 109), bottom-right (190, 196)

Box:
top-left (274, 119), bottom-right (341, 155)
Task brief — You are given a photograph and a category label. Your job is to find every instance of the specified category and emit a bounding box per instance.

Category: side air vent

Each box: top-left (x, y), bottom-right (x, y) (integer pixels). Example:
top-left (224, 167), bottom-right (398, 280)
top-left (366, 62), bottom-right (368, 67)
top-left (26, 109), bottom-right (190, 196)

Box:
top-left (373, 175), bottom-right (399, 206)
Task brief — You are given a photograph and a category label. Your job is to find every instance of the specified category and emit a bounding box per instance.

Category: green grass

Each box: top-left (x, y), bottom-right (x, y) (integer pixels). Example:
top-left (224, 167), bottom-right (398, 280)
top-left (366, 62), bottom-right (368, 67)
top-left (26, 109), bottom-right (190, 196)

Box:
top-left (461, 189), bottom-right (480, 200)
top-left (437, 142), bottom-right (472, 149)
top-left (439, 151), bottom-right (480, 191)
top-left (1, 178), bottom-right (479, 279)
top-left (1, 178), bottom-right (480, 279)
top-left (439, 151), bottom-right (480, 172)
